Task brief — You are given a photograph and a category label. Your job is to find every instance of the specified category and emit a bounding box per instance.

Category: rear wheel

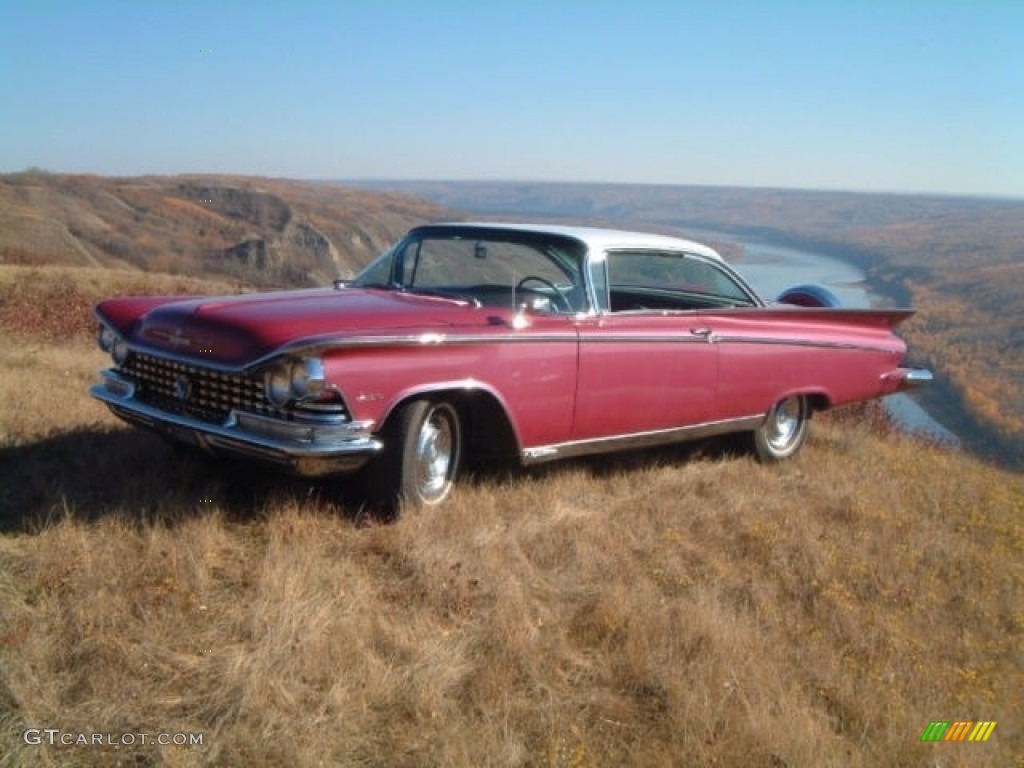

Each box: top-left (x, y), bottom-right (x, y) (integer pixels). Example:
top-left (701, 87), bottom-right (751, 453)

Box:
top-left (371, 399), bottom-right (462, 512)
top-left (751, 395), bottom-right (810, 461)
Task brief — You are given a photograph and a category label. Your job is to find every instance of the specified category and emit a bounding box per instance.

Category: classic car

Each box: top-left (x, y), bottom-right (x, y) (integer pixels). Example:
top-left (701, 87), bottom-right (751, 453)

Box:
top-left (91, 222), bottom-right (931, 509)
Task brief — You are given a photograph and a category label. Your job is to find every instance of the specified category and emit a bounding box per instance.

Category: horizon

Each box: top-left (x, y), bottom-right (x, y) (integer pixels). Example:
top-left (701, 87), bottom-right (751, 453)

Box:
top-left (329, 176), bottom-right (1024, 204)
top-left (2, 1), bottom-right (1021, 198)
top-left (10, 169), bottom-right (1022, 205)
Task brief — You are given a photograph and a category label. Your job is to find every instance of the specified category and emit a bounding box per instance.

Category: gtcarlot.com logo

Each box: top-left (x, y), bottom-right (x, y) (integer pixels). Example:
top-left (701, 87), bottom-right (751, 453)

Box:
top-left (23, 729), bottom-right (204, 747)
top-left (920, 721), bottom-right (997, 742)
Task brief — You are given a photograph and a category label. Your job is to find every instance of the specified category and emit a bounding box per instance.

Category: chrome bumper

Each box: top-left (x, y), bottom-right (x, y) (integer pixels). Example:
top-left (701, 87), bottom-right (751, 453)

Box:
top-left (882, 367), bottom-right (933, 391)
top-left (90, 371), bottom-right (382, 477)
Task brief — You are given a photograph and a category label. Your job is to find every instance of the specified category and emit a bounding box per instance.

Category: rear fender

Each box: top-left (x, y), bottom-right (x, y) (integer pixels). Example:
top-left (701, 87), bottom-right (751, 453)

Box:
top-left (729, 306), bottom-right (916, 330)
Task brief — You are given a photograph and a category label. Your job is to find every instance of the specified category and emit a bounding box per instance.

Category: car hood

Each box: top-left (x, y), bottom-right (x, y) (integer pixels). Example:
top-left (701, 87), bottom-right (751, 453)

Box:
top-left (99, 287), bottom-right (496, 366)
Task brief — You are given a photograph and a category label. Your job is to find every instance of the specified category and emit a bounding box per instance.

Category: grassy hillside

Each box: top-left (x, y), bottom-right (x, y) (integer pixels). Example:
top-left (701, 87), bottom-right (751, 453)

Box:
top-left (349, 180), bottom-right (1024, 466)
top-left (0, 172), bottom-right (448, 287)
top-left (1, 267), bottom-right (1021, 767)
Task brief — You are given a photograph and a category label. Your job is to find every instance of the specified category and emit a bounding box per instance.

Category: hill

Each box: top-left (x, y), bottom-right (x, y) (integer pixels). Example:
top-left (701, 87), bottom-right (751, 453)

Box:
top-left (344, 180), bottom-right (1024, 466)
top-left (1, 265), bottom-right (1021, 767)
top-left (0, 172), bottom-right (448, 287)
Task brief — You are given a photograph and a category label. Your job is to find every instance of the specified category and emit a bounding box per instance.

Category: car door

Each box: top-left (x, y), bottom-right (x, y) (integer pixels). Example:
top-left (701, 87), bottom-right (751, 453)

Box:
top-left (571, 249), bottom-right (722, 441)
top-left (394, 230), bottom-right (584, 449)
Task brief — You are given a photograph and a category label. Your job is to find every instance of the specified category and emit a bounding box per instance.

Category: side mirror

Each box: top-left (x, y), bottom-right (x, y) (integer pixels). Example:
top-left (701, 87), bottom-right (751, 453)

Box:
top-left (512, 297), bottom-right (552, 329)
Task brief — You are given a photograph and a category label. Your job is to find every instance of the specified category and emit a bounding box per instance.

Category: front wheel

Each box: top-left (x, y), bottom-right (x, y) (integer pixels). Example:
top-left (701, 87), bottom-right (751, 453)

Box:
top-left (751, 395), bottom-right (810, 461)
top-left (371, 399), bottom-right (462, 512)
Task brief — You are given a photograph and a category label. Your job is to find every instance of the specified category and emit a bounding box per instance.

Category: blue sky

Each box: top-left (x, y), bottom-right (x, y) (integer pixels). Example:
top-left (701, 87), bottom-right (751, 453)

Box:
top-left (1, 1), bottom-right (1021, 197)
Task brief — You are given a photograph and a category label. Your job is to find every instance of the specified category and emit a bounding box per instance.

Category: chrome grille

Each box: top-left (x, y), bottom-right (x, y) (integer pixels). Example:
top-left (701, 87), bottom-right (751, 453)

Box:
top-left (121, 353), bottom-right (277, 425)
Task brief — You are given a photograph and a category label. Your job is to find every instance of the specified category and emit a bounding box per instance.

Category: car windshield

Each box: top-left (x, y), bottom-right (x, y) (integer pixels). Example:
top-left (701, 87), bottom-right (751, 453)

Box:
top-left (354, 229), bottom-right (587, 312)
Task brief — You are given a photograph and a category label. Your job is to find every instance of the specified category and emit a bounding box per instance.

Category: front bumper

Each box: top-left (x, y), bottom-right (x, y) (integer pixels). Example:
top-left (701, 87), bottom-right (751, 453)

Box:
top-left (90, 370), bottom-right (382, 477)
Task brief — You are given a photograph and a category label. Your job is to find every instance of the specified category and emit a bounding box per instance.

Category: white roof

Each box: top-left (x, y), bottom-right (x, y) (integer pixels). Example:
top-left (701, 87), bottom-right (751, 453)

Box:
top-left (427, 221), bottom-right (724, 262)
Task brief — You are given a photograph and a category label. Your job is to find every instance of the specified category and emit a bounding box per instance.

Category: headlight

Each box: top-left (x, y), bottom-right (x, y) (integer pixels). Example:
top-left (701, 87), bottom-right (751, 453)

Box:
top-left (290, 358), bottom-right (325, 398)
top-left (265, 357), bottom-right (326, 406)
top-left (265, 365), bottom-right (291, 407)
top-left (98, 323), bottom-right (129, 365)
top-left (98, 325), bottom-right (116, 352)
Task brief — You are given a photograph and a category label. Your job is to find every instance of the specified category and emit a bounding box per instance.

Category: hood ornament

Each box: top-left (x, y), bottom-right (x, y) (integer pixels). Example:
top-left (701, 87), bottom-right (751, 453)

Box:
top-left (167, 328), bottom-right (192, 347)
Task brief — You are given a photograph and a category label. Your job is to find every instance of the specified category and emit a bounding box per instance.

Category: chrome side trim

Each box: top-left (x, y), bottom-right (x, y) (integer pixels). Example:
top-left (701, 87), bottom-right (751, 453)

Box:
top-left (578, 334), bottom-right (714, 344)
top-left (280, 331), bottom-right (890, 353)
top-left (521, 415), bottom-right (765, 465)
top-left (102, 329), bottom-right (888, 377)
top-left (97, 309), bottom-right (900, 375)
top-left (269, 330), bottom-right (580, 357)
top-left (714, 335), bottom-right (893, 354)
top-left (97, 331), bottom-right (581, 375)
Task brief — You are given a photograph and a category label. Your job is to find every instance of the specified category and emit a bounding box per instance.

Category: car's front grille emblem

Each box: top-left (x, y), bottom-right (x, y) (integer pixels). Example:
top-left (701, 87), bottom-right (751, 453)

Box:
top-left (173, 374), bottom-right (193, 402)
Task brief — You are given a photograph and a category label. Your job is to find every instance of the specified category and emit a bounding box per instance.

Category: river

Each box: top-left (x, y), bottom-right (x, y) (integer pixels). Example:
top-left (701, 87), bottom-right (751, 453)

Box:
top-left (681, 228), bottom-right (960, 446)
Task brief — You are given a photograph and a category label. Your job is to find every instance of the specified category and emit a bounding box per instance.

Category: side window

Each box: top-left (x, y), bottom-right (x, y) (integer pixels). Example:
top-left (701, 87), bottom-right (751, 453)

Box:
top-left (606, 250), bottom-right (754, 309)
top-left (683, 259), bottom-right (752, 301)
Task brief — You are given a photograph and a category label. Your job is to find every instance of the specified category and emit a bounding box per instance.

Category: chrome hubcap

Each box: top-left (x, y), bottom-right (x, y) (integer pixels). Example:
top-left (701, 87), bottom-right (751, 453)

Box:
top-left (766, 397), bottom-right (803, 451)
top-left (415, 409), bottom-right (453, 500)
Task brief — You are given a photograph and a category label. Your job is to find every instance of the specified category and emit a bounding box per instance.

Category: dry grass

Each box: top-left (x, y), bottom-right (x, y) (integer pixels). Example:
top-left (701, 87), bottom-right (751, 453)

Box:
top-left (1, 269), bottom-right (1022, 767)
top-left (0, 265), bottom-right (246, 345)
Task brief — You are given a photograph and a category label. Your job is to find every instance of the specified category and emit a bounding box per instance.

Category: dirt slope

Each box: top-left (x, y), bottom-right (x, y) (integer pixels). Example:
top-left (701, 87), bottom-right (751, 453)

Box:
top-left (0, 172), bottom-right (449, 286)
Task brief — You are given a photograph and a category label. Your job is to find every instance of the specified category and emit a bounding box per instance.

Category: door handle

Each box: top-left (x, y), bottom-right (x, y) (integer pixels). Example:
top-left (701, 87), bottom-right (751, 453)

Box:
top-left (689, 327), bottom-right (713, 340)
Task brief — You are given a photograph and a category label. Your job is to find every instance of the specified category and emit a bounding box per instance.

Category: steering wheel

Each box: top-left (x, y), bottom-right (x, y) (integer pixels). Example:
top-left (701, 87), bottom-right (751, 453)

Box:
top-left (514, 275), bottom-right (573, 313)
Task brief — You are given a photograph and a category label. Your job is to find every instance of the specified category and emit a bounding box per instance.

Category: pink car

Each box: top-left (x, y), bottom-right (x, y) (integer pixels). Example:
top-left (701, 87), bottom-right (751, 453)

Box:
top-left (91, 223), bottom-right (930, 509)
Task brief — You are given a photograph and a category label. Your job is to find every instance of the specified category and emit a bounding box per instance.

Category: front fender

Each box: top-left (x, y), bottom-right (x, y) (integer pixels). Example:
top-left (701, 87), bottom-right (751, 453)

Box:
top-left (322, 338), bottom-right (577, 449)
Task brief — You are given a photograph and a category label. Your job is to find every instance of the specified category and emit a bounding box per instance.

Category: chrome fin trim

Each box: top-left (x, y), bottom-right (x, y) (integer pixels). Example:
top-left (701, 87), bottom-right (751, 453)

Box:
top-left (713, 335), bottom-right (894, 354)
top-left (881, 367), bottom-right (934, 390)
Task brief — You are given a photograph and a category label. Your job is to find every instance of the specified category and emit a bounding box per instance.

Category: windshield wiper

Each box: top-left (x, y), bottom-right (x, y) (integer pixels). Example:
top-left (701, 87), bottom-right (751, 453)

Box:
top-left (349, 281), bottom-right (393, 290)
